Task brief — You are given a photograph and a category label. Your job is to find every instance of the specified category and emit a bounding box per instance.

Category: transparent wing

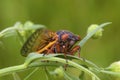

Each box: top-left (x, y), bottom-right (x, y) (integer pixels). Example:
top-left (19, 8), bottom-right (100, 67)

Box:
top-left (21, 28), bottom-right (56, 57)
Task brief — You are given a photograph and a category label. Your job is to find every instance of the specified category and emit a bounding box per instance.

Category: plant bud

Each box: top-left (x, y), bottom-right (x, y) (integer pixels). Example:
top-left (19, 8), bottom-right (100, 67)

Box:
top-left (87, 24), bottom-right (103, 39)
top-left (107, 61), bottom-right (120, 72)
top-left (53, 67), bottom-right (64, 80)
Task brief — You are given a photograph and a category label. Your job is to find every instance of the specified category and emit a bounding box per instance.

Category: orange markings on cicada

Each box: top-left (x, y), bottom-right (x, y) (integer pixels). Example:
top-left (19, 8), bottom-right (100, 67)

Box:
top-left (37, 38), bottom-right (58, 53)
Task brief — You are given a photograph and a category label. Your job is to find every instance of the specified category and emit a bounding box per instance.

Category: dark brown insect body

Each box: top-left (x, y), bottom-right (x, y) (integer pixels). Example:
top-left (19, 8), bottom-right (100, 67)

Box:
top-left (21, 28), bottom-right (81, 57)
top-left (46, 30), bottom-right (81, 57)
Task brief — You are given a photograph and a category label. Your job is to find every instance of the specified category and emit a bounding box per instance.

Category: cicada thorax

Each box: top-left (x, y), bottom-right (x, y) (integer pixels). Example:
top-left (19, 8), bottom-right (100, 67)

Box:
top-left (21, 28), bottom-right (58, 57)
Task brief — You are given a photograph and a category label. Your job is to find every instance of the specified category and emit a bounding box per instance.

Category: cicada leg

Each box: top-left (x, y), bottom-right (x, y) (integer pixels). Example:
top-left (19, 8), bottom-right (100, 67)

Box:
top-left (69, 45), bottom-right (81, 57)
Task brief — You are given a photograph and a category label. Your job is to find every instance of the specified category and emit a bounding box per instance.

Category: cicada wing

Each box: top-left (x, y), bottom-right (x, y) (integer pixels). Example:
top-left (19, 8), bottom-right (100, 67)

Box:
top-left (21, 28), bottom-right (55, 57)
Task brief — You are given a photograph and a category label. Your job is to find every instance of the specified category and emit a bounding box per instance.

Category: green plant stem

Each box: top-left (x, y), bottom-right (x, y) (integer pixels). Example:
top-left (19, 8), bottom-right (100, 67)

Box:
top-left (0, 55), bottom-right (100, 80)
top-left (64, 72), bottom-right (73, 80)
top-left (12, 72), bottom-right (21, 80)
top-left (79, 22), bottom-right (111, 47)
top-left (23, 67), bottom-right (39, 80)
top-left (0, 64), bottom-right (27, 77)
top-left (43, 57), bottom-right (100, 80)
top-left (0, 27), bottom-right (17, 38)
top-left (100, 70), bottom-right (120, 77)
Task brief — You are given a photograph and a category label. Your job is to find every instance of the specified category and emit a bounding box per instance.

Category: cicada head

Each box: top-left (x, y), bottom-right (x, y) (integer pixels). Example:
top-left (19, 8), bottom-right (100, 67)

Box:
top-left (56, 30), bottom-right (81, 47)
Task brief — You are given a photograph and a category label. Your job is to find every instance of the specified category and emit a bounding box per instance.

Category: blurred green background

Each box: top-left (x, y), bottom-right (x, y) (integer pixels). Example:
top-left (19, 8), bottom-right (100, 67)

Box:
top-left (0, 0), bottom-right (120, 80)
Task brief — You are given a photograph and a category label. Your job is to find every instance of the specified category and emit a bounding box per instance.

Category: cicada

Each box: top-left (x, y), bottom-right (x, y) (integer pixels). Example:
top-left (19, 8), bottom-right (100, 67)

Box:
top-left (21, 28), bottom-right (81, 57)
